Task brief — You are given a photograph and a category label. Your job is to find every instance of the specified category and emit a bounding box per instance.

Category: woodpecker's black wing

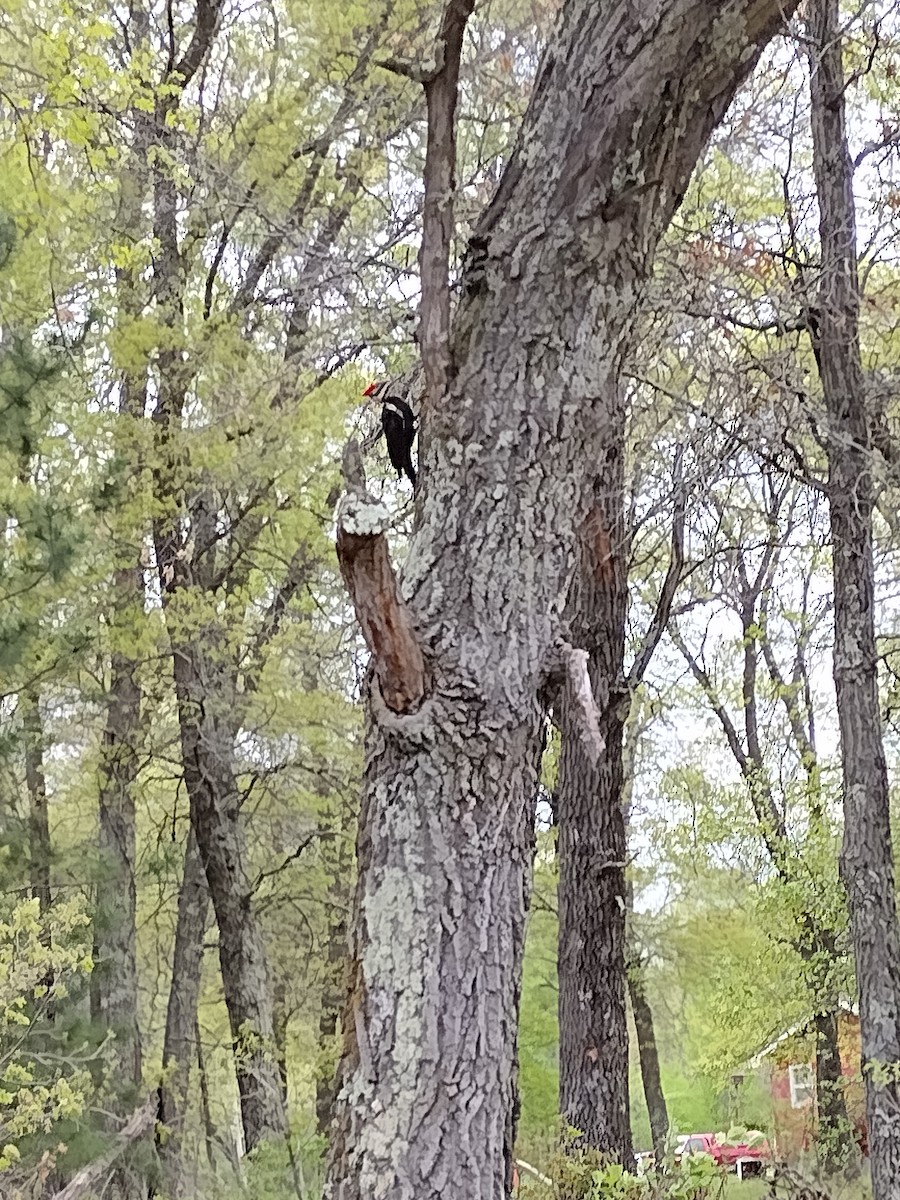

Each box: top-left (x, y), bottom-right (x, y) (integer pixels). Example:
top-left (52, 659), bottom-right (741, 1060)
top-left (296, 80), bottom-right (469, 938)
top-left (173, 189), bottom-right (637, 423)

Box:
top-left (380, 395), bottom-right (417, 488)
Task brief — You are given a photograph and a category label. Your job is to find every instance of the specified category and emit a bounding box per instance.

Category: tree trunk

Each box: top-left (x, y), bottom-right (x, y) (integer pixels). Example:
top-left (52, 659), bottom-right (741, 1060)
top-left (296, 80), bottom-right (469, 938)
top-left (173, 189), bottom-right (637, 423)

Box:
top-left (95, 619), bottom-right (144, 1092)
top-left (22, 692), bottom-right (52, 920)
top-left (157, 830), bottom-right (210, 1197)
top-left (327, 5), bottom-right (797, 1197)
top-left (273, 979), bottom-right (290, 1109)
top-left (148, 58), bottom-right (286, 1148)
top-left (327, 713), bottom-right (541, 1200)
top-left (557, 435), bottom-right (632, 1164)
top-left (316, 823), bottom-right (352, 1137)
top-left (627, 956), bottom-right (668, 1162)
top-left (93, 41), bottom-right (152, 1118)
top-left (622, 720), bottom-right (668, 1161)
top-left (22, 691), bottom-right (55, 1017)
top-left (812, 1010), bottom-right (854, 1173)
top-left (808, 4), bottom-right (900, 1193)
top-left (166, 634), bottom-right (287, 1150)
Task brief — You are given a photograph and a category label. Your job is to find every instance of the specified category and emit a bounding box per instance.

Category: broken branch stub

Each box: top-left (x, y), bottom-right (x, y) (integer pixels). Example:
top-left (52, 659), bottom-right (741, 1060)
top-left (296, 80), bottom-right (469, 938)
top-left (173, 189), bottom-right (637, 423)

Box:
top-left (335, 488), bottom-right (425, 715)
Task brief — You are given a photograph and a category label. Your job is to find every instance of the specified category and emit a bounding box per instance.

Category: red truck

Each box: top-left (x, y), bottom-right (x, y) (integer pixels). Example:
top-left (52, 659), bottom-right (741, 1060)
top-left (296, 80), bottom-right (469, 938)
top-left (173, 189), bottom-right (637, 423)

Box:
top-left (674, 1132), bottom-right (770, 1176)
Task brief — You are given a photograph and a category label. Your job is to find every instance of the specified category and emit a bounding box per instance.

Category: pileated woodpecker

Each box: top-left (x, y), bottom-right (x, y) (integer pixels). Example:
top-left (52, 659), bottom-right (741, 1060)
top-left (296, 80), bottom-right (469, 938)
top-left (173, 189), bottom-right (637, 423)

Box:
top-left (364, 381), bottom-right (417, 488)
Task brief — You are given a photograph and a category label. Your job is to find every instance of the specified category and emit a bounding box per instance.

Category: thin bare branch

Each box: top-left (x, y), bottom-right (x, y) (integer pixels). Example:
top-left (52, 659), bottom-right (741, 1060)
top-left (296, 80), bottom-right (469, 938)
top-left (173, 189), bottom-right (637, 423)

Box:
top-left (627, 446), bottom-right (686, 689)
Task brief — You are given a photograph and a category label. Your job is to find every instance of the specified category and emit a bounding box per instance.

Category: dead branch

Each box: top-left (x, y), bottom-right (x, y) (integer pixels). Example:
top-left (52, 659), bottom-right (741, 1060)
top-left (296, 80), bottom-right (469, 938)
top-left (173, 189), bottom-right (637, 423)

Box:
top-left (335, 443), bottom-right (425, 714)
top-left (49, 1095), bottom-right (158, 1200)
top-left (627, 445), bottom-right (686, 689)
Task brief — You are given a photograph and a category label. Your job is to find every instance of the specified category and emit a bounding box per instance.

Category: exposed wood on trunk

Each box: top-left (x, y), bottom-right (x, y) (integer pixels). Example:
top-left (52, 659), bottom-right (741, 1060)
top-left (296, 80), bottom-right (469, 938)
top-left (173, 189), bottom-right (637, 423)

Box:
top-left (336, 509), bottom-right (426, 714)
top-left (328, 4), bottom-right (798, 1196)
top-left (808, 1), bottom-right (900, 1190)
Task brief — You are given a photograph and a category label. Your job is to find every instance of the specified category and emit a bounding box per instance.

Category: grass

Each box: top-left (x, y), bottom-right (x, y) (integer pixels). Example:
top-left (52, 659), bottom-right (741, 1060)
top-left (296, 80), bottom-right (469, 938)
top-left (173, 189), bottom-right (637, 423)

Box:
top-left (723, 1182), bottom-right (768, 1198)
top-left (721, 1171), bottom-right (872, 1200)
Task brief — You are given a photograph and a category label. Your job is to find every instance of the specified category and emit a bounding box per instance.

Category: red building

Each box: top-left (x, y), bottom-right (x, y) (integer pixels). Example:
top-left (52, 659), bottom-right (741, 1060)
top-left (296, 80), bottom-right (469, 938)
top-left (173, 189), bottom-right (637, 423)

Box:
top-left (749, 1007), bottom-right (865, 1163)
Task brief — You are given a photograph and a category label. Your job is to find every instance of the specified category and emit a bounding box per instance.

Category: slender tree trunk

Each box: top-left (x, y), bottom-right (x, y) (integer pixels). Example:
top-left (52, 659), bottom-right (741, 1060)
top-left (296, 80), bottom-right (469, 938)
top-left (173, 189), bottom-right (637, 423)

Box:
top-left (92, 37), bottom-right (152, 1121)
top-left (22, 693), bottom-right (51, 918)
top-left (808, 3), bottom-right (900, 1193)
top-left (157, 830), bottom-right (210, 1196)
top-left (273, 979), bottom-right (290, 1108)
top-left (21, 692), bottom-right (54, 1015)
top-left (93, 556), bottom-right (147, 1200)
top-left (327, 6), bottom-right (798, 1196)
top-left (149, 60), bottom-right (286, 1148)
top-left (627, 956), bottom-right (668, 1161)
top-left (95, 619), bottom-right (144, 1092)
top-left (316, 824), bottom-right (351, 1137)
top-left (89, 120), bottom-right (153, 1193)
top-left (196, 1017), bottom-right (219, 1174)
top-left (166, 636), bottom-right (287, 1149)
top-left (812, 1009), bottom-right (854, 1172)
top-left (557, 427), bottom-right (632, 1165)
top-left (622, 720), bottom-right (668, 1161)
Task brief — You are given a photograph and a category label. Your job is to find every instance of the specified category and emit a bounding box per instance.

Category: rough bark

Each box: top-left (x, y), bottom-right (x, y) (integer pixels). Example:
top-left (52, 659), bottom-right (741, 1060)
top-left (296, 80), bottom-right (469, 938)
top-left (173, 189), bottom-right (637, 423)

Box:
top-left (557, 427), bottom-right (631, 1164)
top-left (327, 5), bottom-right (798, 1198)
top-left (557, 441), bottom-right (682, 1164)
top-left (808, 3), bottom-right (900, 1191)
top-left (157, 830), bottom-right (210, 1196)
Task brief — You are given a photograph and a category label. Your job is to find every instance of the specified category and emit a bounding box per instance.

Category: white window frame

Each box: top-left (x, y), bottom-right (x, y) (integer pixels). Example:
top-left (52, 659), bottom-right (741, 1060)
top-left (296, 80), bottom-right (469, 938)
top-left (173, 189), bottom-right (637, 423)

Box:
top-left (788, 1063), bottom-right (814, 1109)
